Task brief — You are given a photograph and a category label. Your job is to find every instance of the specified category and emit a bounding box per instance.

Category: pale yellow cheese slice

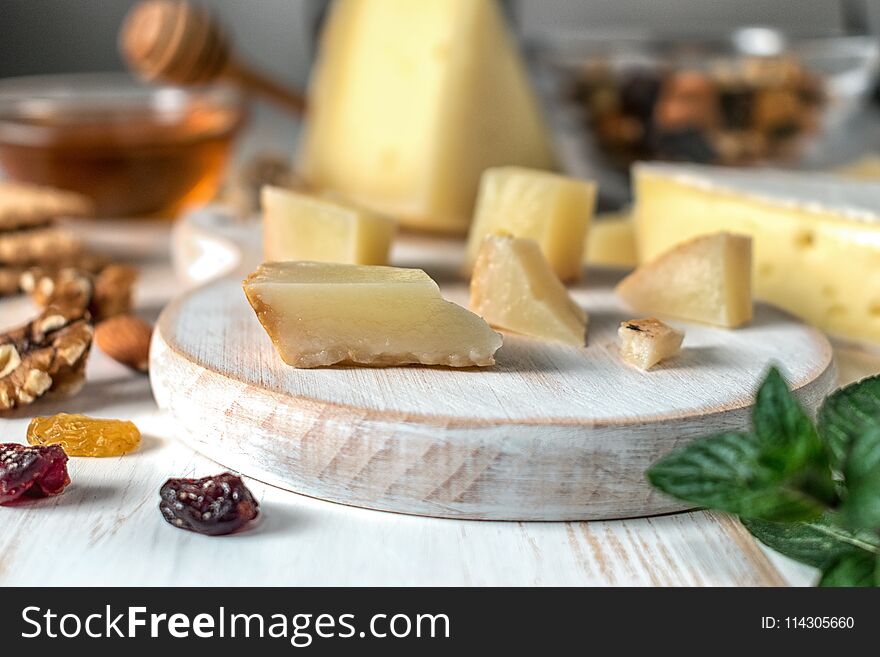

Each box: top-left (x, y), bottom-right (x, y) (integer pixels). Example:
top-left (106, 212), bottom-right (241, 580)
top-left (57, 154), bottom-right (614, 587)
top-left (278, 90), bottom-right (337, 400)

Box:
top-left (465, 167), bottom-right (596, 281)
top-left (617, 232), bottom-right (753, 328)
top-left (470, 235), bottom-right (587, 346)
top-left (634, 162), bottom-right (880, 342)
top-left (243, 261), bottom-right (502, 368)
top-left (298, 0), bottom-right (556, 234)
top-left (262, 186), bottom-right (395, 265)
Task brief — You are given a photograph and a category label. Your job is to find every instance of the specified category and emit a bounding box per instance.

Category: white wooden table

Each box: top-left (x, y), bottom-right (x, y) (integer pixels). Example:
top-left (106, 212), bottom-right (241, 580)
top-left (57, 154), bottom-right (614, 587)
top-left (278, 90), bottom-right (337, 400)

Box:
top-left (4, 100), bottom-right (880, 587)
top-left (5, 218), bottom-right (879, 587)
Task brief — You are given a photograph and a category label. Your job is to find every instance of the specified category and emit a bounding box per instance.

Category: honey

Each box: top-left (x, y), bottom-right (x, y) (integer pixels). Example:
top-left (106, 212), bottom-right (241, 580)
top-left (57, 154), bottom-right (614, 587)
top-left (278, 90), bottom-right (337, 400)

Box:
top-left (0, 75), bottom-right (244, 218)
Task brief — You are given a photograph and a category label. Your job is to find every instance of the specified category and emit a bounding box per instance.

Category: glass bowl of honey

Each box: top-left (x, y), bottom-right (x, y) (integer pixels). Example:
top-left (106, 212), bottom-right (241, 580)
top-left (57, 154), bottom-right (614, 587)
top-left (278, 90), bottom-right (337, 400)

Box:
top-left (0, 73), bottom-right (246, 218)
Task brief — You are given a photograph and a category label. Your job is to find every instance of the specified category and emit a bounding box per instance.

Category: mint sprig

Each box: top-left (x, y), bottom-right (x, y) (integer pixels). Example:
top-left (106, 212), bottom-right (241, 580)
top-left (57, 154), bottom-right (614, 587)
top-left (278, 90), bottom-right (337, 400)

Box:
top-left (647, 367), bottom-right (880, 587)
top-left (741, 514), bottom-right (880, 569)
top-left (818, 553), bottom-right (879, 587)
top-left (819, 375), bottom-right (880, 470)
top-left (841, 427), bottom-right (880, 530)
top-left (646, 432), bottom-right (827, 521)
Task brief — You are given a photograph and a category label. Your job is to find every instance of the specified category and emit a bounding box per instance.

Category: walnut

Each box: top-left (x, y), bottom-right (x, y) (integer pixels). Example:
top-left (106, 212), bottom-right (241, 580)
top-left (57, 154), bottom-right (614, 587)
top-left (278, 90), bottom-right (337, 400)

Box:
top-left (20, 261), bottom-right (137, 321)
top-left (0, 277), bottom-right (94, 412)
top-left (0, 267), bottom-right (21, 297)
top-left (92, 264), bottom-right (138, 320)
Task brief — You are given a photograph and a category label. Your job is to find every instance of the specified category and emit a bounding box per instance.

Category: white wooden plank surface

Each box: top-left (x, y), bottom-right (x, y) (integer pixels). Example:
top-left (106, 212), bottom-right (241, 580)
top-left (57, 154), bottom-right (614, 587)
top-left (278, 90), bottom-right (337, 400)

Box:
top-left (0, 220), bottom-right (845, 586)
top-left (0, 365), bottom-right (793, 587)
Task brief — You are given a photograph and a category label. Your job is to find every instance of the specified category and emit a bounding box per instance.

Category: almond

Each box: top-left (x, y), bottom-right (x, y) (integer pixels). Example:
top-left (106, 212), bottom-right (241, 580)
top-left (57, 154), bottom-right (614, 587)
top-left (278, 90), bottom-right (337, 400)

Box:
top-left (94, 315), bottom-right (153, 372)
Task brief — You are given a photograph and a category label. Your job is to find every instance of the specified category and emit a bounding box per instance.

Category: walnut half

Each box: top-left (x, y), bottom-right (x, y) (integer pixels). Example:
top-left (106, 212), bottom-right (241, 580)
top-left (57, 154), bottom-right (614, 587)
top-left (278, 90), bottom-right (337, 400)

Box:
top-left (0, 276), bottom-right (94, 411)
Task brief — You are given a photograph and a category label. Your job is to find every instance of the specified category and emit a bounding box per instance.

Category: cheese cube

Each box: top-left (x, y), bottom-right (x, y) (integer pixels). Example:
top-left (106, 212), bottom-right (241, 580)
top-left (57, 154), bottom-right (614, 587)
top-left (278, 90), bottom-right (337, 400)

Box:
top-left (465, 167), bottom-right (596, 281)
top-left (618, 318), bottom-right (684, 370)
top-left (262, 186), bottom-right (395, 265)
top-left (585, 211), bottom-right (637, 268)
top-left (243, 261), bottom-right (502, 368)
top-left (470, 235), bottom-right (587, 346)
top-left (616, 232), bottom-right (753, 328)
top-left (298, 0), bottom-right (557, 234)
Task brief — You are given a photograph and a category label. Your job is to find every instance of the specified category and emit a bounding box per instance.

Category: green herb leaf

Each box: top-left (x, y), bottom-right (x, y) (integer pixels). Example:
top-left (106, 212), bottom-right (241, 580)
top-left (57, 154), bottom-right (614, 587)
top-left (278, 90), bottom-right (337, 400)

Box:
top-left (742, 514), bottom-right (880, 569)
top-left (818, 552), bottom-right (878, 587)
top-left (840, 426), bottom-right (880, 530)
top-left (646, 432), bottom-right (825, 522)
top-left (752, 367), bottom-right (837, 507)
top-left (753, 367), bottom-right (818, 453)
top-left (818, 374), bottom-right (880, 470)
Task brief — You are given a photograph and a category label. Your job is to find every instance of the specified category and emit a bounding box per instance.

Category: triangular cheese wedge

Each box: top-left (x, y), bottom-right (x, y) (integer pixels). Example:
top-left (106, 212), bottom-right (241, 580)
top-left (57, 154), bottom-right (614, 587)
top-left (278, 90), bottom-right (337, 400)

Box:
top-left (470, 235), bottom-right (587, 345)
top-left (616, 232), bottom-right (752, 328)
top-left (244, 262), bottom-right (502, 368)
top-left (298, 0), bottom-right (556, 234)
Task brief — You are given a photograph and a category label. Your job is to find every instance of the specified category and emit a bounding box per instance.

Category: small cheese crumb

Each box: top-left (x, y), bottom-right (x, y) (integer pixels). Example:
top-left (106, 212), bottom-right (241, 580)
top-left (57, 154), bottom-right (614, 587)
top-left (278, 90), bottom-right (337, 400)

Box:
top-left (618, 318), bottom-right (684, 370)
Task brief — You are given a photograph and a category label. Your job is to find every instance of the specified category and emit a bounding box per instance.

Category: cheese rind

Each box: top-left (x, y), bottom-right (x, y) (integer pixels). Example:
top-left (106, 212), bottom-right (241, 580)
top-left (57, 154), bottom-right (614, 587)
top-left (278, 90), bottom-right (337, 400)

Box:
top-left (262, 186), bottom-right (395, 265)
top-left (298, 0), bottom-right (556, 234)
top-left (465, 167), bottom-right (596, 280)
top-left (617, 232), bottom-right (753, 328)
top-left (470, 235), bottom-right (587, 346)
top-left (634, 162), bottom-right (880, 342)
top-left (243, 261), bottom-right (502, 368)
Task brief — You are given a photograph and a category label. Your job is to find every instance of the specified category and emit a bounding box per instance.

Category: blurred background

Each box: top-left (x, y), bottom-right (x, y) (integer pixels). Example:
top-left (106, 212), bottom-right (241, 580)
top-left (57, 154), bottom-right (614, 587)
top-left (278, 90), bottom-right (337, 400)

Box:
top-left (2, 0), bottom-right (880, 215)
top-left (3, 0), bottom-right (880, 85)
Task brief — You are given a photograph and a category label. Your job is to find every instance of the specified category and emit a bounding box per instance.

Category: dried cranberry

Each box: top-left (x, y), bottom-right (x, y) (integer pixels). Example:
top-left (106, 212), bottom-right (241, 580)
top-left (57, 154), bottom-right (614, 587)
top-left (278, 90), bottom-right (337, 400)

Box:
top-left (0, 443), bottom-right (70, 505)
top-left (159, 472), bottom-right (259, 535)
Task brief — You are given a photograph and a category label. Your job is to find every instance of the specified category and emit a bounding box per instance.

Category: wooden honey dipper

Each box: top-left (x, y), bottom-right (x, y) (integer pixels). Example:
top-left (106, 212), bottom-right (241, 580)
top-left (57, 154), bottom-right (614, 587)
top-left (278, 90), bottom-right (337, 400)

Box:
top-left (120, 0), bottom-right (307, 114)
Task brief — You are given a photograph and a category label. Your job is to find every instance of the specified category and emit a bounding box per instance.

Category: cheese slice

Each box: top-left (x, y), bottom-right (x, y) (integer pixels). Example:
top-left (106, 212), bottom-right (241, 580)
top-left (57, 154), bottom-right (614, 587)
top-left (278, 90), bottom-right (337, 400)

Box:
top-left (243, 261), bottom-right (502, 368)
top-left (585, 211), bottom-right (637, 269)
top-left (262, 186), bottom-right (395, 265)
top-left (465, 167), bottom-right (596, 280)
top-left (634, 162), bottom-right (880, 342)
top-left (470, 235), bottom-right (587, 346)
top-left (298, 0), bottom-right (557, 234)
top-left (617, 232), bottom-right (753, 328)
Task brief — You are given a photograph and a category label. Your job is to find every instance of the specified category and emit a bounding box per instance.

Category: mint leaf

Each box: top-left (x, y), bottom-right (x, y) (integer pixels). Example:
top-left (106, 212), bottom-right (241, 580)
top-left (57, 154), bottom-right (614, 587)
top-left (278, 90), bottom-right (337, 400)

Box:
top-left (841, 426), bottom-right (880, 530)
top-left (753, 367), bottom-right (818, 453)
top-left (742, 514), bottom-right (880, 569)
top-left (818, 552), bottom-right (878, 587)
top-left (647, 432), bottom-right (826, 522)
top-left (818, 374), bottom-right (880, 470)
top-left (752, 367), bottom-right (837, 506)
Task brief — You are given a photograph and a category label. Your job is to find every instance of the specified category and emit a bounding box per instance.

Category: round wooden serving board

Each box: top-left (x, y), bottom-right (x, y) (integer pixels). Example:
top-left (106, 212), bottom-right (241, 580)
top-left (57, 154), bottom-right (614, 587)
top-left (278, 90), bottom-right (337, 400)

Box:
top-left (151, 219), bottom-right (836, 521)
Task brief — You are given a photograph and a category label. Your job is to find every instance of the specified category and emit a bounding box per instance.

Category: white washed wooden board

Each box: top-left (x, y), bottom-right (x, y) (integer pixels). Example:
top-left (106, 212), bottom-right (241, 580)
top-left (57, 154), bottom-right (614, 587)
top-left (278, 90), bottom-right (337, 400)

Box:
top-left (150, 229), bottom-right (836, 521)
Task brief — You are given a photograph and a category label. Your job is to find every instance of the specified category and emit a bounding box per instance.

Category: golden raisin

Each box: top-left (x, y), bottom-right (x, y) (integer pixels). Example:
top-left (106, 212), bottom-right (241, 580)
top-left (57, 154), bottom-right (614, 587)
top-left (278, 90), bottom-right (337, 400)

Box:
top-left (27, 413), bottom-right (141, 457)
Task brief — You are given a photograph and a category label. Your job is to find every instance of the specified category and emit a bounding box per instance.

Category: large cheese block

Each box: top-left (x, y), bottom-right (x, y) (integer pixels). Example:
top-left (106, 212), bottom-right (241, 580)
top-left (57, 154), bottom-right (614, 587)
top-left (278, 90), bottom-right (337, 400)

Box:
top-left (634, 162), bottom-right (880, 343)
top-left (298, 0), bottom-right (557, 234)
